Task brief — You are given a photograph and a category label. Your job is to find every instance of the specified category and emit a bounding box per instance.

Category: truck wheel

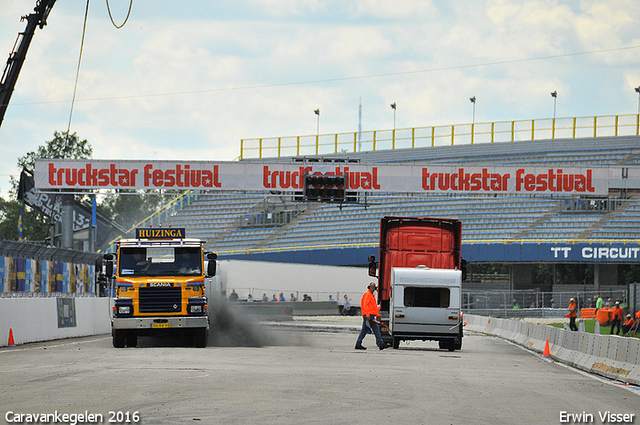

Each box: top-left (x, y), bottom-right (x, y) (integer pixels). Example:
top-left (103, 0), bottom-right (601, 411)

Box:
top-left (113, 330), bottom-right (126, 348)
top-left (194, 328), bottom-right (208, 348)
top-left (392, 337), bottom-right (400, 349)
top-left (447, 340), bottom-right (456, 351)
top-left (126, 332), bottom-right (137, 348)
top-left (454, 339), bottom-right (462, 350)
top-left (438, 340), bottom-right (446, 350)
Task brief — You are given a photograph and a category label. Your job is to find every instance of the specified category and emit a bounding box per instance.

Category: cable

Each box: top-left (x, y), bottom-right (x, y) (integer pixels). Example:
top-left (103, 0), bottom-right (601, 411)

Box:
top-left (67, 0), bottom-right (90, 134)
top-left (106, 0), bottom-right (133, 29)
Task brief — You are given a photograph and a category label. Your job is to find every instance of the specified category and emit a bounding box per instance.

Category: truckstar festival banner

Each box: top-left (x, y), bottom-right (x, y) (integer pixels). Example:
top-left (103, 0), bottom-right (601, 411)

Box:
top-left (34, 159), bottom-right (610, 195)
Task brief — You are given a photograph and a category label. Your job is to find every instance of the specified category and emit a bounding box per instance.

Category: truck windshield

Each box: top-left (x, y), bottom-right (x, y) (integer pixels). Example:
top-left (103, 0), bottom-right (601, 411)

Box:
top-left (119, 246), bottom-right (202, 277)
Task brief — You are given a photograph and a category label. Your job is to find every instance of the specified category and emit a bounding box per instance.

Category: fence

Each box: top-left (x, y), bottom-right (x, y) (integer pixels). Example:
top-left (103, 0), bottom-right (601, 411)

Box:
top-left (0, 240), bottom-right (102, 297)
top-left (463, 289), bottom-right (629, 319)
top-left (225, 287), bottom-right (630, 319)
top-left (240, 113), bottom-right (640, 159)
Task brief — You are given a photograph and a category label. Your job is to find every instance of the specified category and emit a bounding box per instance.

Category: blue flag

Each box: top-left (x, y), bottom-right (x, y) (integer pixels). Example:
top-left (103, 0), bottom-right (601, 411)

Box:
top-left (18, 205), bottom-right (23, 239)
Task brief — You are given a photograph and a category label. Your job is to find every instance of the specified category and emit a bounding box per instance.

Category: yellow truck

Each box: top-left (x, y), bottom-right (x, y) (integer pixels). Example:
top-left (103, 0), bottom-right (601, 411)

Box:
top-left (104, 228), bottom-right (217, 348)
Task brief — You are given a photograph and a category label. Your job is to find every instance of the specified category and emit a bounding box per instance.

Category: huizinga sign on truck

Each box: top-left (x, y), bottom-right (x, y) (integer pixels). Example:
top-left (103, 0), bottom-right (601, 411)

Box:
top-left (104, 228), bottom-right (217, 348)
top-left (369, 217), bottom-right (464, 351)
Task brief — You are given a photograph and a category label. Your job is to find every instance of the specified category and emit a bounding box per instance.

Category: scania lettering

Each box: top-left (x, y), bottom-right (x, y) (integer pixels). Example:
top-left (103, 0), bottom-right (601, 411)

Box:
top-left (368, 217), bottom-right (463, 351)
top-left (105, 228), bottom-right (217, 348)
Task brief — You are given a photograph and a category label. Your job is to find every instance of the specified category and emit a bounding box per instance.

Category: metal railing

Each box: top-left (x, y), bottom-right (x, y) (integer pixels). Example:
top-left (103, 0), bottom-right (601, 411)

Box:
top-left (462, 289), bottom-right (630, 320)
top-left (240, 113), bottom-right (640, 159)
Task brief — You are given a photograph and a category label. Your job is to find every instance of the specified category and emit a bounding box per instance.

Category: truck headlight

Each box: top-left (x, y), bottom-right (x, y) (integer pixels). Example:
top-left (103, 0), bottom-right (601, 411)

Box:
top-left (118, 305), bottom-right (131, 314)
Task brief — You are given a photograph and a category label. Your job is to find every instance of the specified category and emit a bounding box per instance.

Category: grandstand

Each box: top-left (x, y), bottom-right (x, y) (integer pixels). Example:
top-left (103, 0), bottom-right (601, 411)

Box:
top-left (159, 135), bottom-right (640, 256)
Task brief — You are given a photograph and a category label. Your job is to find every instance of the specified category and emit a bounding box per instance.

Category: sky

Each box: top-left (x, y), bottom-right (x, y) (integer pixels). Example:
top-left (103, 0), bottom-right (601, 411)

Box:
top-left (1, 0), bottom-right (639, 198)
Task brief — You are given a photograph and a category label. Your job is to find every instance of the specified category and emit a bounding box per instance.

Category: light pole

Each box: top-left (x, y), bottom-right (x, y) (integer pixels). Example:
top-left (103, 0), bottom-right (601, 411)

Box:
top-left (469, 96), bottom-right (476, 144)
top-left (551, 91), bottom-right (558, 139)
top-left (314, 109), bottom-right (320, 135)
top-left (635, 86), bottom-right (640, 115)
top-left (390, 102), bottom-right (396, 130)
top-left (314, 109), bottom-right (320, 155)
top-left (469, 96), bottom-right (476, 124)
top-left (390, 103), bottom-right (396, 148)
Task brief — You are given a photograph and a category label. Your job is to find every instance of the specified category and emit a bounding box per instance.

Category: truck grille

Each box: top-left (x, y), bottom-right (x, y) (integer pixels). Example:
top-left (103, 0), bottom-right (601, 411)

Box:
top-left (139, 287), bottom-right (182, 313)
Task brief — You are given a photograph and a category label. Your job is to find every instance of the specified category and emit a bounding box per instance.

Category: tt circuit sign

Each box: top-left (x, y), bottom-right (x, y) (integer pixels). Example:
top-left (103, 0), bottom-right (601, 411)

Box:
top-left (465, 242), bottom-right (640, 263)
top-left (34, 159), bottom-right (610, 195)
top-left (551, 245), bottom-right (640, 261)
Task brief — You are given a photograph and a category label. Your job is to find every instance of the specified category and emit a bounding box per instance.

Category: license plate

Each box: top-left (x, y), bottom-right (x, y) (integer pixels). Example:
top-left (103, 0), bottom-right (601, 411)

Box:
top-left (152, 323), bottom-right (171, 329)
top-left (382, 326), bottom-right (389, 332)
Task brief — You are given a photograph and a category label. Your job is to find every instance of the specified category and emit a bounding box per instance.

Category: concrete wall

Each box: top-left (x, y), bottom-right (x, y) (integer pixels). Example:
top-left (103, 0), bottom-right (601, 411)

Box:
top-left (220, 260), bottom-right (372, 306)
top-left (466, 314), bottom-right (640, 385)
top-left (0, 297), bottom-right (111, 347)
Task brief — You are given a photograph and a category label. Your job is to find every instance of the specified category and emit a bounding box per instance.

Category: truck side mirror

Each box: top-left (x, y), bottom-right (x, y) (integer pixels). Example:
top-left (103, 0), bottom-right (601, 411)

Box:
top-left (207, 260), bottom-right (217, 277)
top-left (368, 255), bottom-right (377, 277)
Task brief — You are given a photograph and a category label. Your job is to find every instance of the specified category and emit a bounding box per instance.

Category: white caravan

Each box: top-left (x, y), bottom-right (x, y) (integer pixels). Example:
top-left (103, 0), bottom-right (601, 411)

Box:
top-left (389, 266), bottom-right (463, 351)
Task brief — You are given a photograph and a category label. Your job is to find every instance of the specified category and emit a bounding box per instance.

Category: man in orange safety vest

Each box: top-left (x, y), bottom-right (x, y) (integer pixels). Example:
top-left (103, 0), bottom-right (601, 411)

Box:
top-left (355, 282), bottom-right (388, 350)
top-left (610, 301), bottom-right (623, 335)
top-left (568, 298), bottom-right (578, 331)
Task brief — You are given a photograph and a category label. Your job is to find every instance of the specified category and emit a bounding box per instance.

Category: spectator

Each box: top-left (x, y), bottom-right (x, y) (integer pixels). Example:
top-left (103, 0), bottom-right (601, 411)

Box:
top-left (261, 293), bottom-right (268, 302)
top-left (550, 299), bottom-right (557, 309)
top-left (605, 298), bottom-right (613, 308)
top-left (342, 295), bottom-right (351, 315)
top-left (622, 314), bottom-right (635, 334)
top-left (271, 294), bottom-right (278, 302)
top-left (303, 294), bottom-right (312, 301)
top-left (568, 298), bottom-right (578, 331)
top-left (595, 295), bottom-right (603, 314)
top-left (290, 293), bottom-right (297, 302)
top-left (247, 294), bottom-right (253, 302)
top-left (278, 292), bottom-right (286, 302)
top-left (329, 294), bottom-right (335, 302)
top-left (228, 289), bottom-right (239, 302)
top-left (610, 301), bottom-right (623, 335)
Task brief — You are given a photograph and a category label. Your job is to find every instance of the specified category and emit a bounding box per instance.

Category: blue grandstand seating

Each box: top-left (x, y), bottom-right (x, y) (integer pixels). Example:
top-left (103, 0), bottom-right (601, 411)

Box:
top-left (158, 136), bottom-right (640, 252)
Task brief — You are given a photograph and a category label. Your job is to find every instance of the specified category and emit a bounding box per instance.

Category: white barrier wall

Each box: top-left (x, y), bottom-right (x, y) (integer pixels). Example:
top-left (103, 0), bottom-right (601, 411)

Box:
top-left (220, 260), bottom-right (371, 305)
top-left (0, 297), bottom-right (111, 347)
top-left (466, 314), bottom-right (640, 385)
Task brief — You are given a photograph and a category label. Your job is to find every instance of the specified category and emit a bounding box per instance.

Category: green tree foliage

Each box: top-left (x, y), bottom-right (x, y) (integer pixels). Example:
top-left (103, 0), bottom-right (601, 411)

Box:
top-left (100, 190), bottom-right (179, 231)
top-left (0, 198), bottom-right (49, 242)
top-left (0, 131), bottom-right (93, 242)
top-left (10, 130), bottom-right (92, 196)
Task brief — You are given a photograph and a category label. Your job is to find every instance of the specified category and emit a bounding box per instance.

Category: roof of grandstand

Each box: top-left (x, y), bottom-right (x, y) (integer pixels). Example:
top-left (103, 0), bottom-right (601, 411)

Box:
top-left (149, 134), bottom-right (640, 263)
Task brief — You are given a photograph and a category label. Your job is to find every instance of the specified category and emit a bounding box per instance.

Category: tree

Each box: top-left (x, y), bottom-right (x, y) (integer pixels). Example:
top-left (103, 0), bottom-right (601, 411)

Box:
top-left (10, 130), bottom-right (92, 196)
top-left (100, 189), bottom-right (179, 231)
top-left (0, 197), bottom-right (49, 242)
top-left (0, 130), bottom-right (93, 242)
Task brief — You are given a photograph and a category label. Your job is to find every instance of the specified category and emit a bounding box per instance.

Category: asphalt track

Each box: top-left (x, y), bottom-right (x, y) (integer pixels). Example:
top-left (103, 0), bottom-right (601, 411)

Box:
top-left (1, 316), bottom-right (639, 425)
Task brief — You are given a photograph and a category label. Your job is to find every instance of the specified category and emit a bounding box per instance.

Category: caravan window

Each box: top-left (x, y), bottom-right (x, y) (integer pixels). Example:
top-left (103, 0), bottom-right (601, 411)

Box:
top-left (404, 287), bottom-right (450, 308)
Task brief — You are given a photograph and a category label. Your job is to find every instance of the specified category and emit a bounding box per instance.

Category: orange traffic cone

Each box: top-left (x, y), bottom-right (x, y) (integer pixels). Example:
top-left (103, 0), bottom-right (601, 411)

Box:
top-left (542, 339), bottom-right (551, 358)
top-left (7, 328), bottom-right (16, 347)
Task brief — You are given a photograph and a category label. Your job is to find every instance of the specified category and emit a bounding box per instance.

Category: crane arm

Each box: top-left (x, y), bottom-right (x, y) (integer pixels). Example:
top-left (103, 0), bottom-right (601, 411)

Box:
top-left (0, 0), bottom-right (57, 129)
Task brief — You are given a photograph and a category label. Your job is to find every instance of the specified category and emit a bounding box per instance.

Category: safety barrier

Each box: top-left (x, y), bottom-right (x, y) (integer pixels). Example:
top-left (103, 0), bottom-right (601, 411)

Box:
top-left (231, 300), bottom-right (339, 319)
top-left (465, 314), bottom-right (640, 385)
top-left (0, 297), bottom-right (111, 347)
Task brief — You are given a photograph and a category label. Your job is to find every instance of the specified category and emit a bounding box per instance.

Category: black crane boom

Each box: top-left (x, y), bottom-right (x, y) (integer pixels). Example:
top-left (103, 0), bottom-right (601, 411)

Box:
top-left (0, 0), bottom-right (57, 129)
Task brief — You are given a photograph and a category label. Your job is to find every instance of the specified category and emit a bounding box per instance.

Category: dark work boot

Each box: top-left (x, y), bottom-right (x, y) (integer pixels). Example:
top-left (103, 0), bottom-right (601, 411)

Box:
top-left (355, 343), bottom-right (366, 350)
